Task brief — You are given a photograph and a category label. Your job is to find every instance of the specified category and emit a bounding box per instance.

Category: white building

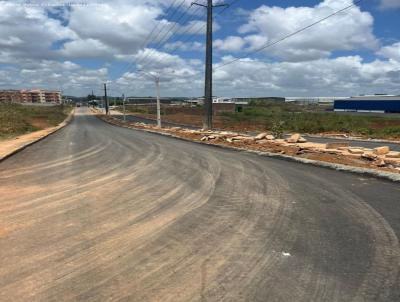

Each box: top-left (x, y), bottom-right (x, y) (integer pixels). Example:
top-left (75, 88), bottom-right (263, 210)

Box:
top-left (285, 96), bottom-right (347, 105)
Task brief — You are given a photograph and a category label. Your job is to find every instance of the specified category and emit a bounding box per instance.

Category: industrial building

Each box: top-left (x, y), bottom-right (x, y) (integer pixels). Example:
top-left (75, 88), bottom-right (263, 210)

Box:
top-left (285, 96), bottom-right (347, 105)
top-left (334, 95), bottom-right (400, 113)
top-left (0, 89), bottom-right (62, 103)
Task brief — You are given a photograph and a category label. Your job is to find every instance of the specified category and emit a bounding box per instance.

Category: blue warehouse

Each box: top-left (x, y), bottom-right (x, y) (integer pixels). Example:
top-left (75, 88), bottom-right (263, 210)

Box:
top-left (334, 95), bottom-right (400, 113)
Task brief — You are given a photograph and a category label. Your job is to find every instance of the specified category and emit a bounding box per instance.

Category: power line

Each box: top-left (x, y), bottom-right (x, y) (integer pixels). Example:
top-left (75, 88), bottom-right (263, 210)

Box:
top-left (134, 0), bottom-right (240, 74)
top-left (135, 0), bottom-right (197, 68)
top-left (140, 0), bottom-right (181, 49)
top-left (215, 0), bottom-right (363, 70)
top-left (134, 9), bottom-right (208, 72)
top-left (116, 0), bottom-right (188, 79)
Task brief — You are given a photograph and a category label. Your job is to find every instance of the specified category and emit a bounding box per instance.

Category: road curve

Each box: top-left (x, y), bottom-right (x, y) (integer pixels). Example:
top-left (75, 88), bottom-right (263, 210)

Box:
top-left (115, 114), bottom-right (400, 151)
top-left (1, 107), bottom-right (400, 302)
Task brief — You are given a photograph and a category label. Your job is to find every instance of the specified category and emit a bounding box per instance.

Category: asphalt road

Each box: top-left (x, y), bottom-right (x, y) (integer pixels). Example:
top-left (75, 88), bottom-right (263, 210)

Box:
top-left (1, 107), bottom-right (400, 302)
top-left (115, 113), bottom-right (400, 151)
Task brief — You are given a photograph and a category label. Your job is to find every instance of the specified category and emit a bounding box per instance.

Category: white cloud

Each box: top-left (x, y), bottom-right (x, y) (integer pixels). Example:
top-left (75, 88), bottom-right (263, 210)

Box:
top-left (215, 36), bottom-right (246, 52)
top-left (235, 0), bottom-right (378, 62)
top-left (212, 55), bottom-right (400, 97)
top-left (163, 41), bottom-right (203, 52)
top-left (377, 42), bottom-right (400, 62)
top-left (0, 59), bottom-right (108, 95)
top-left (0, 1), bottom-right (75, 61)
top-left (0, 0), bottom-right (398, 97)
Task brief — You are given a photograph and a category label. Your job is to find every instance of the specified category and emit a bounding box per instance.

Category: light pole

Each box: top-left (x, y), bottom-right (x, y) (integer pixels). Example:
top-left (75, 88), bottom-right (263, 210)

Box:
top-left (138, 70), bottom-right (161, 128)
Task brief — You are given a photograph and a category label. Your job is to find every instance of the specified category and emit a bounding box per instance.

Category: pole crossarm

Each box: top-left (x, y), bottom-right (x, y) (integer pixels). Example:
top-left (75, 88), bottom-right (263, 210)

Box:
top-left (191, 2), bottom-right (207, 8)
top-left (191, 2), bottom-right (228, 8)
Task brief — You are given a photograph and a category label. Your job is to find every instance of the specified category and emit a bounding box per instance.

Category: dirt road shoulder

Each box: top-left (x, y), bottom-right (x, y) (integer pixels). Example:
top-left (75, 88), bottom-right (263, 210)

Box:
top-left (0, 108), bottom-right (75, 162)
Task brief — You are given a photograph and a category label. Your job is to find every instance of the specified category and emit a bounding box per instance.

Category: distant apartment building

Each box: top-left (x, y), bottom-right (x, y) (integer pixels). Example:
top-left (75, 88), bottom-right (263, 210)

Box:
top-left (0, 90), bottom-right (23, 103)
top-left (0, 89), bottom-right (62, 103)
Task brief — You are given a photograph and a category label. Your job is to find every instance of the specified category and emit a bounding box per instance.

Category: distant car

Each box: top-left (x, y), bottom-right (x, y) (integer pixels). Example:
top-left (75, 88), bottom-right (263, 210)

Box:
top-left (76, 103), bottom-right (81, 107)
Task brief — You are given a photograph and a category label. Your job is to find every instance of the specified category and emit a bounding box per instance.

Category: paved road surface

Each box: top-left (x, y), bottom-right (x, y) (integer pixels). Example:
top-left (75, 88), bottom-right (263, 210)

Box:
top-left (1, 107), bottom-right (400, 302)
top-left (115, 113), bottom-right (400, 151)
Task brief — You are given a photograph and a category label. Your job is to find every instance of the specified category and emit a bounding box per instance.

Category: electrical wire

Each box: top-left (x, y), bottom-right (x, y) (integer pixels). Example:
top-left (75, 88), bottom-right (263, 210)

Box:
top-left (135, 0), bottom-right (240, 74)
top-left (214, 0), bottom-right (363, 70)
top-left (116, 0), bottom-right (188, 79)
top-left (134, 0), bottom-right (197, 68)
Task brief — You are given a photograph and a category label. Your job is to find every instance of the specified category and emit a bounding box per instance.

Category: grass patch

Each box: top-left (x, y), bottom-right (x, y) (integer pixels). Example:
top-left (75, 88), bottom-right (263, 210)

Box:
top-left (222, 106), bottom-right (400, 139)
top-left (0, 103), bottom-right (72, 140)
top-left (117, 101), bottom-right (400, 139)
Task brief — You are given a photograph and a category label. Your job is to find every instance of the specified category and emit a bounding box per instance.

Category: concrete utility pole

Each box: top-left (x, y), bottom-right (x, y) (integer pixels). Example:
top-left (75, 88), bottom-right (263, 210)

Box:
top-left (155, 76), bottom-right (161, 128)
top-left (138, 70), bottom-right (162, 128)
top-left (192, 0), bottom-right (228, 130)
top-left (122, 93), bottom-right (126, 122)
top-left (104, 83), bottom-right (109, 115)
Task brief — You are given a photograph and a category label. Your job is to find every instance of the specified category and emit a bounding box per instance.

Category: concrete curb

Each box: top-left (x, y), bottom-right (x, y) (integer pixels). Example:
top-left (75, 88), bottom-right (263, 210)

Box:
top-left (97, 115), bottom-right (400, 183)
top-left (0, 108), bottom-right (75, 163)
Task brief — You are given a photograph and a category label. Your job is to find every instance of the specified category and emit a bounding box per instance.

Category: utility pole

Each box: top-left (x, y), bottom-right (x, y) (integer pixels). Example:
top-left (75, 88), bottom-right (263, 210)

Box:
top-left (122, 93), bottom-right (126, 122)
top-left (138, 70), bottom-right (162, 128)
top-left (104, 83), bottom-right (109, 115)
top-left (192, 0), bottom-right (228, 130)
top-left (155, 76), bottom-right (161, 128)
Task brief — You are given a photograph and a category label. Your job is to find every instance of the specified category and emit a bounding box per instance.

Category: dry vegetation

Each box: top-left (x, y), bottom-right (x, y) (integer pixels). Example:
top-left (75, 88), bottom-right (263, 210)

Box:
top-left (0, 103), bottom-right (72, 140)
top-left (122, 102), bottom-right (400, 139)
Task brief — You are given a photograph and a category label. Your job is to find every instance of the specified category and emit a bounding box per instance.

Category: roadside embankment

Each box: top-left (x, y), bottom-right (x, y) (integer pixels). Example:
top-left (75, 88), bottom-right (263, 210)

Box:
top-left (0, 107), bottom-right (75, 161)
top-left (92, 109), bottom-right (400, 181)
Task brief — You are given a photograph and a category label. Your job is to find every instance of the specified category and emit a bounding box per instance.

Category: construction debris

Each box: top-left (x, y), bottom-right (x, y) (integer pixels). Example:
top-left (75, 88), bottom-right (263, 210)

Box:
top-left (386, 152), bottom-right (400, 158)
top-left (97, 113), bottom-right (400, 175)
top-left (348, 148), bottom-right (365, 154)
top-left (375, 159), bottom-right (387, 167)
top-left (286, 133), bottom-right (301, 143)
top-left (361, 153), bottom-right (378, 161)
top-left (326, 142), bottom-right (350, 149)
top-left (373, 146), bottom-right (390, 155)
top-left (298, 137), bottom-right (307, 143)
top-left (255, 132), bottom-right (268, 140)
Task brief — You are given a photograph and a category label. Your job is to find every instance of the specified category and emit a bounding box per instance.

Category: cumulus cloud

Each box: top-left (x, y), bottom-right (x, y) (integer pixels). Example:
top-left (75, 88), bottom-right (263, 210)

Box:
top-left (230, 0), bottom-right (378, 62)
top-left (377, 42), bottom-right (400, 62)
top-left (164, 41), bottom-right (203, 52)
top-left (0, 1), bottom-right (74, 61)
top-left (0, 0), bottom-right (399, 97)
top-left (213, 55), bottom-right (400, 97)
top-left (215, 36), bottom-right (246, 52)
top-left (0, 59), bottom-right (108, 95)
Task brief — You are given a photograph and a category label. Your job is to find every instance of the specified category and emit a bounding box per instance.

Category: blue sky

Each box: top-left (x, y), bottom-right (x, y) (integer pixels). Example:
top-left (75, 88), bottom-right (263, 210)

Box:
top-left (0, 0), bottom-right (399, 97)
